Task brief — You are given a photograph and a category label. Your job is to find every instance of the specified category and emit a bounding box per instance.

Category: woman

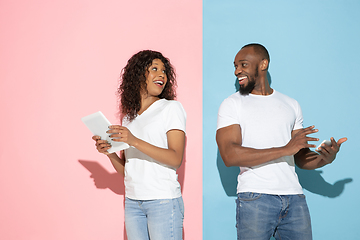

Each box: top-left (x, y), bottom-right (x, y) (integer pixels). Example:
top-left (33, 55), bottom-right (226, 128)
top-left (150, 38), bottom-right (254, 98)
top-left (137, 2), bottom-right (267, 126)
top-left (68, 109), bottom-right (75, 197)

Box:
top-left (92, 50), bottom-right (186, 240)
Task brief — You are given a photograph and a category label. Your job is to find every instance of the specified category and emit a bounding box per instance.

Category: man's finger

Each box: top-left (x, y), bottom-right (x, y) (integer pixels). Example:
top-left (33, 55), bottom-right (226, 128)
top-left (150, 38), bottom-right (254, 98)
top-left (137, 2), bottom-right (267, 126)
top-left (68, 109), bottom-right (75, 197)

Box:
top-left (337, 137), bottom-right (348, 146)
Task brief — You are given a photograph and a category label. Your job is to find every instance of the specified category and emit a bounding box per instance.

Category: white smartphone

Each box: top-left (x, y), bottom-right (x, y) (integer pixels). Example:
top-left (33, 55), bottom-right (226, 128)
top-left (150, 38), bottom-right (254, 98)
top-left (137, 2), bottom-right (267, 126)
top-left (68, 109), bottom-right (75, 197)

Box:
top-left (316, 140), bottom-right (331, 151)
top-left (81, 111), bottom-right (130, 153)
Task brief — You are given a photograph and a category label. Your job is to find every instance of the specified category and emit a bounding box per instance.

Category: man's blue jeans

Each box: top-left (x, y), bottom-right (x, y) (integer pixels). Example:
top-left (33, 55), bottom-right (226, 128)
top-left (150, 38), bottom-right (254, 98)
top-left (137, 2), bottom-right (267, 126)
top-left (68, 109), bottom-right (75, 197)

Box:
top-left (125, 197), bottom-right (184, 240)
top-left (236, 192), bottom-right (312, 240)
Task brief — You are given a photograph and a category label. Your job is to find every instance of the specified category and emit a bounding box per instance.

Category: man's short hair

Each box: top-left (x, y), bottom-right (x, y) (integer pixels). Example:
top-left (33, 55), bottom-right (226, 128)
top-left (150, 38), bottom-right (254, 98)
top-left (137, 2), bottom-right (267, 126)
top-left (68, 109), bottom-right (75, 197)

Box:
top-left (242, 43), bottom-right (270, 63)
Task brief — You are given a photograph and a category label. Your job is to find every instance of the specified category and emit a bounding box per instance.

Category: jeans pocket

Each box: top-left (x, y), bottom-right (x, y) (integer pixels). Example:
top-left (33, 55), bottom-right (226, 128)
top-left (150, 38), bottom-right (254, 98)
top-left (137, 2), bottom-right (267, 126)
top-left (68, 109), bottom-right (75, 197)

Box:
top-left (176, 197), bottom-right (185, 218)
top-left (297, 194), bottom-right (306, 199)
top-left (238, 192), bottom-right (262, 201)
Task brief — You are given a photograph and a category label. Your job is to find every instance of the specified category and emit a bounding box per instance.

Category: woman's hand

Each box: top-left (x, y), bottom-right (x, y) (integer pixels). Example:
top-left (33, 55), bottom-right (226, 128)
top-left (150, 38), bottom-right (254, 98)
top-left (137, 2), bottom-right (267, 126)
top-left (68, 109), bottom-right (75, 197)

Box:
top-left (92, 135), bottom-right (112, 155)
top-left (107, 125), bottom-right (138, 147)
top-left (106, 125), bottom-right (185, 169)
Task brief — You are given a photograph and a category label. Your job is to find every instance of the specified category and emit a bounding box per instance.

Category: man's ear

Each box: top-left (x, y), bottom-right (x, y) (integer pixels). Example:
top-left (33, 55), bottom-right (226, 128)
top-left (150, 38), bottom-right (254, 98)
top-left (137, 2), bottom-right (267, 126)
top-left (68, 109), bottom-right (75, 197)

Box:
top-left (260, 59), bottom-right (269, 71)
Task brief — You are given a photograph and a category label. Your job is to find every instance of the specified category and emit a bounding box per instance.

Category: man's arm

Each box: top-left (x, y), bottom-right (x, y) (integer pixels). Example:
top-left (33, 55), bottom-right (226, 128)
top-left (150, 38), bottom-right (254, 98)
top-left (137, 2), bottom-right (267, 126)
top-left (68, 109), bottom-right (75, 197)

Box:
top-left (216, 124), bottom-right (318, 167)
top-left (294, 129), bottom-right (347, 170)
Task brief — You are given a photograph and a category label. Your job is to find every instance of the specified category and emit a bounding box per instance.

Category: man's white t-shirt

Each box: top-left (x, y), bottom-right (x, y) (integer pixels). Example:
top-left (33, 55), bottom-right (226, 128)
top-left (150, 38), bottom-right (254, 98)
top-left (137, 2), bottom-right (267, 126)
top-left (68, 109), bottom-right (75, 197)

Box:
top-left (217, 90), bottom-right (304, 195)
top-left (122, 99), bottom-right (186, 200)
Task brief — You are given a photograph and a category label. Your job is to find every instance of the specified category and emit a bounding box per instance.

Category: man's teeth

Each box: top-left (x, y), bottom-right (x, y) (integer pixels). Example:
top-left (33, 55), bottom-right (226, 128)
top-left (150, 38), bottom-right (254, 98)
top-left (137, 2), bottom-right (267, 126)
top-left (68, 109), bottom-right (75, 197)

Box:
top-left (238, 76), bottom-right (247, 81)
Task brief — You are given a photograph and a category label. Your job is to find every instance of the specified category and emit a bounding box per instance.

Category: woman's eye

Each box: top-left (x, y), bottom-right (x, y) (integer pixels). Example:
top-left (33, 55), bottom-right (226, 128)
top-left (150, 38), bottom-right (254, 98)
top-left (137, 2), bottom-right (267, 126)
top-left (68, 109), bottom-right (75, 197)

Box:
top-left (162, 70), bottom-right (166, 73)
top-left (151, 67), bottom-right (157, 71)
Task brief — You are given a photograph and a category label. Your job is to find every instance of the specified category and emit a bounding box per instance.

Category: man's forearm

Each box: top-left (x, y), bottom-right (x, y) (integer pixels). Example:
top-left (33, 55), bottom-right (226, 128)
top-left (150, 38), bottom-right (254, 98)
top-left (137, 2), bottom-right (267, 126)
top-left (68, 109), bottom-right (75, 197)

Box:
top-left (220, 143), bottom-right (291, 167)
top-left (294, 148), bottom-right (327, 170)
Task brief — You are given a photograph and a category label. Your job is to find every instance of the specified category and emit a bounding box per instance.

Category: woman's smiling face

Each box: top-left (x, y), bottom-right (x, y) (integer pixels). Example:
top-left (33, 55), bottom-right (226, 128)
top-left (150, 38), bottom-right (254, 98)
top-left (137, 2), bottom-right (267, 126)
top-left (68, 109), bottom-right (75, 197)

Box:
top-left (143, 58), bottom-right (167, 97)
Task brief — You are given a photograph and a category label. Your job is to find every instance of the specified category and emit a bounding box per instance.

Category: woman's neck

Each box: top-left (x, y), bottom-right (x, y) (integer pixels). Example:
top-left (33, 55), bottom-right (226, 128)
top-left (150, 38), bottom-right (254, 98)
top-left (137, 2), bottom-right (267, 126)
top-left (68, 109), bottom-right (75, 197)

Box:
top-left (138, 95), bottom-right (160, 115)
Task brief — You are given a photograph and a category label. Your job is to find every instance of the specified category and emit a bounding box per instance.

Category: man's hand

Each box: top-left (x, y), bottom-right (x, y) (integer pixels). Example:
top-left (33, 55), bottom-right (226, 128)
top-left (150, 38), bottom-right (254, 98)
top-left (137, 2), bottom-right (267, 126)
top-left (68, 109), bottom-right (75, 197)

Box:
top-left (316, 137), bottom-right (348, 164)
top-left (285, 126), bottom-right (319, 156)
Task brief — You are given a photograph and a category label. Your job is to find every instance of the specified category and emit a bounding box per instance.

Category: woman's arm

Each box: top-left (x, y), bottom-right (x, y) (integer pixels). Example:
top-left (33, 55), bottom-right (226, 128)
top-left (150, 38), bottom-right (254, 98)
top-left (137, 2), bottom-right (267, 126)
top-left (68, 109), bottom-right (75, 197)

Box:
top-left (108, 126), bottom-right (185, 169)
top-left (92, 136), bottom-right (125, 176)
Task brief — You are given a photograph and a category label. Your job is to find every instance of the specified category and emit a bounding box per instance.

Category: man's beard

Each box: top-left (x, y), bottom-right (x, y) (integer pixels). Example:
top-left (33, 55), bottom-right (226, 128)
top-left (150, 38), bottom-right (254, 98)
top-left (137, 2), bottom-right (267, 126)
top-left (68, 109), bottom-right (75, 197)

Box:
top-left (239, 67), bottom-right (258, 95)
top-left (239, 79), bottom-right (255, 95)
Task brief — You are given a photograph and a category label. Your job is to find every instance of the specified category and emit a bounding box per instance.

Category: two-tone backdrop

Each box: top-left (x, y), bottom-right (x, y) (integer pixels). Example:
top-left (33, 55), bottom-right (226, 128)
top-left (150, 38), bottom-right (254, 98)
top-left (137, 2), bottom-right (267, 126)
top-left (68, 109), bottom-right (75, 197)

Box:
top-left (1, 0), bottom-right (359, 239)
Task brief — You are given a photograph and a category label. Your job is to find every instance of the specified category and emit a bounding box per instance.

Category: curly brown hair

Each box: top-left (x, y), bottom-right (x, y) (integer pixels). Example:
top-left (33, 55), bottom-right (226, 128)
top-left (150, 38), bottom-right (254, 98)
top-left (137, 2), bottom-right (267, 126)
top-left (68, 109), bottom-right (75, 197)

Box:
top-left (118, 50), bottom-right (177, 121)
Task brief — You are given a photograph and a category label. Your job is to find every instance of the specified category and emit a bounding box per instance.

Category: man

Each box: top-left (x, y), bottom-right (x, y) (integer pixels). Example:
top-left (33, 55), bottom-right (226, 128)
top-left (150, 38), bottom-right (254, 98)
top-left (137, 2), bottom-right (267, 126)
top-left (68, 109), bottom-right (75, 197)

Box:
top-left (216, 43), bottom-right (347, 240)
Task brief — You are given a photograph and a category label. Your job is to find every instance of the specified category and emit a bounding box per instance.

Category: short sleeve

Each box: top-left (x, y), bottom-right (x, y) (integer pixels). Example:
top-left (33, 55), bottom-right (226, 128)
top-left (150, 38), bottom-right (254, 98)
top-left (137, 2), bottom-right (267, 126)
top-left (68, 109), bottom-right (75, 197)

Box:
top-left (164, 101), bottom-right (187, 133)
top-left (217, 97), bottom-right (239, 130)
top-left (293, 101), bottom-right (303, 130)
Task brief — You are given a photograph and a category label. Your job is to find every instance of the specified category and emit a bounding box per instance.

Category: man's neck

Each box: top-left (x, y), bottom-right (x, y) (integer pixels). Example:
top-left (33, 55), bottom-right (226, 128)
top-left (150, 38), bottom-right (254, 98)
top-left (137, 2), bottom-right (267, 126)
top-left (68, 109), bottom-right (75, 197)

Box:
top-left (251, 77), bottom-right (273, 95)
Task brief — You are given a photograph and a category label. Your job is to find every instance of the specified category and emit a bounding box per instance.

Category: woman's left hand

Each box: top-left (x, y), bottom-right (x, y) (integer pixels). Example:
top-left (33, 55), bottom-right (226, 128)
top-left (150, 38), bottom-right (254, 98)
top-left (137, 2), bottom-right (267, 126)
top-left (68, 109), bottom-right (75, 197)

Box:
top-left (107, 125), bottom-right (137, 146)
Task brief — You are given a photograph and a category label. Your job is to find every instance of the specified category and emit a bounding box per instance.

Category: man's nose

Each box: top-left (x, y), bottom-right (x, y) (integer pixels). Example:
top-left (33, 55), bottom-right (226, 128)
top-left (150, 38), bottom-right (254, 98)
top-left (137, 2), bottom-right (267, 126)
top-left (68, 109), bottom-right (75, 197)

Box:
top-left (235, 67), bottom-right (242, 76)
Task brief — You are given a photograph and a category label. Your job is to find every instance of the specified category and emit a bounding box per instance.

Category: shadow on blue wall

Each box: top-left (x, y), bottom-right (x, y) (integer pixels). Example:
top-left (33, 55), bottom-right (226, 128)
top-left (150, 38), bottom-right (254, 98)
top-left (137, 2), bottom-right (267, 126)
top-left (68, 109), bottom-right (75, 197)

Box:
top-left (217, 73), bottom-right (352, 198)
top-left (216, 150), bottom-right (239, 196)
top-left (296, 167), bottom-right (352, 198)
top-left (216, 151), bottom-right (352, 198)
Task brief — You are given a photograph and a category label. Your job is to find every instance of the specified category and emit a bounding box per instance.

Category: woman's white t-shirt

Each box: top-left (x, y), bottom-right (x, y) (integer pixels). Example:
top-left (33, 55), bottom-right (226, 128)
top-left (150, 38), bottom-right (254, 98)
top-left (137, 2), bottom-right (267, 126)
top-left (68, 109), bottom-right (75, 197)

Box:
top-left (122, 99), bottom-right (186, 200)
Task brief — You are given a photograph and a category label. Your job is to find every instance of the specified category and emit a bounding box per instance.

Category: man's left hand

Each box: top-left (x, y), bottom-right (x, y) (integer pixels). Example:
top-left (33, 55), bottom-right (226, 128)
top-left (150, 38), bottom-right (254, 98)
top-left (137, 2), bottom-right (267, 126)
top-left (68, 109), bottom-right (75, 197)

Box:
top-left (316, 137), bottom-right (347, 164)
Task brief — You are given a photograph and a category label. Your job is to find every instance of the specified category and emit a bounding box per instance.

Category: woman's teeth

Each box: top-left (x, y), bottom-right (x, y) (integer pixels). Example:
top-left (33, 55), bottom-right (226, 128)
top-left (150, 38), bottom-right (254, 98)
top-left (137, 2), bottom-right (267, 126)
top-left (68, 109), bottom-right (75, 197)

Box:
top-left (154, 80), bottom-right (163, 85)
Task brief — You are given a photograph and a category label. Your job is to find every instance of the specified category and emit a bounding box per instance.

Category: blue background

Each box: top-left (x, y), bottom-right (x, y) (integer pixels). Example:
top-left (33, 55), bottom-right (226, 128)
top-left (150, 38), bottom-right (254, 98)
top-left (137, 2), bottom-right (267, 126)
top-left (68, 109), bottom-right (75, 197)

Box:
top-left (203, 0), bottom-right (360, 239)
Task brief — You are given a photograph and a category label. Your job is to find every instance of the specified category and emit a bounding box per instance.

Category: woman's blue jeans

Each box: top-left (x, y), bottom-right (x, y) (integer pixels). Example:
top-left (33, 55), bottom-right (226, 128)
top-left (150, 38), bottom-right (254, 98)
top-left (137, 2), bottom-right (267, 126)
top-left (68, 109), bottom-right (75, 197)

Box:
top-left (125, 197), bottom-right (184, 240)
top-left (236, 192), bottom-right (312, 240)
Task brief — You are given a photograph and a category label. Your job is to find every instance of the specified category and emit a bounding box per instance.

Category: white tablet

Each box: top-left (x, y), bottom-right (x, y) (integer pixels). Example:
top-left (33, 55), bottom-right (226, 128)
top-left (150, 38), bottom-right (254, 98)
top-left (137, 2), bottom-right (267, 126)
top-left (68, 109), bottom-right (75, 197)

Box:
top-left (81, 111), bottom-right (130, 153)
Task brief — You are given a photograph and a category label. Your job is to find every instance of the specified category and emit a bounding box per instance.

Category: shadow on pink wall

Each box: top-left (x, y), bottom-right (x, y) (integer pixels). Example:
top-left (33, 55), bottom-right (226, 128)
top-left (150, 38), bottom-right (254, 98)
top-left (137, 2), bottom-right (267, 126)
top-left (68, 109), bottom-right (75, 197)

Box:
top-left (78, 158), bottom-right (186, 196)
top-left (78, 148), bottom-right (187, 239)
top-left (78, 159), bottom-right (127, 239)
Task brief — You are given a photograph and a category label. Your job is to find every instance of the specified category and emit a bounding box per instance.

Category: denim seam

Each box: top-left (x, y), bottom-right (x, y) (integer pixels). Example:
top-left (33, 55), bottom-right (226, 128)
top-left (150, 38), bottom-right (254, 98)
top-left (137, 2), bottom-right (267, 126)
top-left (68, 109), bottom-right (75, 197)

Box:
top-left (170, 198), bottom-right (175, 240)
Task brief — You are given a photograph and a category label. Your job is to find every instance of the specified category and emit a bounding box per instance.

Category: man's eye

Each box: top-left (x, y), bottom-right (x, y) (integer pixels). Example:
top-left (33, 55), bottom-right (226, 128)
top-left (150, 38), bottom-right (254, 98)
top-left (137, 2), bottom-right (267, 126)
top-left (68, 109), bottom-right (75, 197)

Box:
top-left (242, 63), bottom-right (247, 67)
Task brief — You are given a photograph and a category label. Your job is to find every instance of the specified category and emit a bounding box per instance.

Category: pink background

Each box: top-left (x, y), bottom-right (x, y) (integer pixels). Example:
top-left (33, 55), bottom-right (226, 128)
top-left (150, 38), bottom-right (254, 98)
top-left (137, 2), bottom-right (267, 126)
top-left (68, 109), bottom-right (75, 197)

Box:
top-left (0, 0), bottom-right (202, 239)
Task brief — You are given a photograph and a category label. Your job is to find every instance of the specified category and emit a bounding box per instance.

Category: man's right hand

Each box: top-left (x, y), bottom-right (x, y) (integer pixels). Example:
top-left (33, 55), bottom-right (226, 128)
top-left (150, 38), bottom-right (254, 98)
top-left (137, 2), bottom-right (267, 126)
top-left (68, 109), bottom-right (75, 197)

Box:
top-left (285, 126), bottom-right (319, 156)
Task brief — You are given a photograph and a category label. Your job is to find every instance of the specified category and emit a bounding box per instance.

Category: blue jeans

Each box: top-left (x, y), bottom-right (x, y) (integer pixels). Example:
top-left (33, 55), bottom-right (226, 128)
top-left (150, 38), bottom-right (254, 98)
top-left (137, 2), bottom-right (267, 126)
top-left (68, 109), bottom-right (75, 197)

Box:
top-left (236, 192), bottom-right (312, 240)
top-left (125, 197), bottom-right (184, 240)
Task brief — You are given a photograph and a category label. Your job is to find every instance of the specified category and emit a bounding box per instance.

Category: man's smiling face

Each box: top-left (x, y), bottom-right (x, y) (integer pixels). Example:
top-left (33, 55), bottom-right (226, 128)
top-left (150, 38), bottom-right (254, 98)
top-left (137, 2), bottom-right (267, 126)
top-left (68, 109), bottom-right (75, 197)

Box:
top-left (234, 47), bottom-right (261, 95)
